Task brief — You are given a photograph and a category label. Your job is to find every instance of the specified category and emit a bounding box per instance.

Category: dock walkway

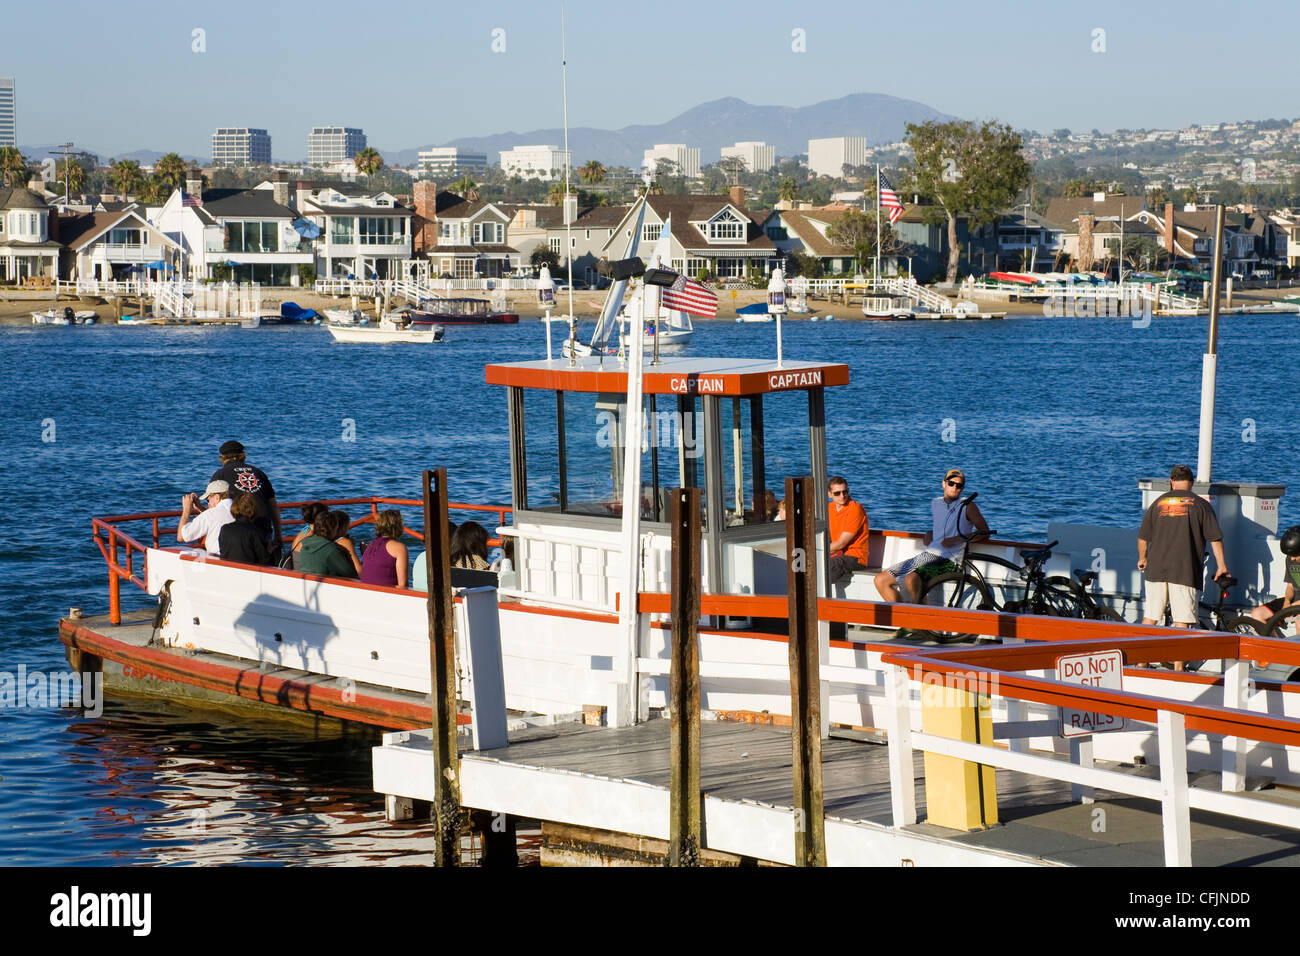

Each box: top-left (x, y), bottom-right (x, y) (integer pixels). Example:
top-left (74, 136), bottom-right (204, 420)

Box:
top-left (374, 719), bottom-right (1300, 866)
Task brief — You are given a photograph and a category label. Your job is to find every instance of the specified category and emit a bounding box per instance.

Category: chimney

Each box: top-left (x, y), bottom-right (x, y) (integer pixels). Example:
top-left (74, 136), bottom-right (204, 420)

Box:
top-left (729, 185), bottom-right (746, 209)
top-left (563, 193), bottom-right (578, 226)
top-left (412, 180), bottom-right (438, 255)
top-left (186, 167), bottom-right (203, 199)
top-left (1092, 191), bottom-right (1106, 203)
top-left (1164, 202), bottom-right (1175, 253)
top-left (272, 170), bottom-right (290, 209)
top-left (1077, 213), bottom-right (1095, 272)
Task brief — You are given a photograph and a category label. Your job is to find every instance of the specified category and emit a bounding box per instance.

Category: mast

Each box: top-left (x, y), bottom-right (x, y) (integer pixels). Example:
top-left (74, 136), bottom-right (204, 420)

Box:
top-left (874, 163), bottom-right (881, 285)
top-left (561, 4), bottom-right (575, 328)
top-left (1196, 204), bottom-right (1225, 482)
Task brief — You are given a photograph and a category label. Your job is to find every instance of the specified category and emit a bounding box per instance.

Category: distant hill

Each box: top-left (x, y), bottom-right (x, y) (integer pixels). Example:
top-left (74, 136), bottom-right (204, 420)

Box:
top-left (19, 145), bottom-right (206, 166)
top-left (377, 92), bottom-right (955, 169)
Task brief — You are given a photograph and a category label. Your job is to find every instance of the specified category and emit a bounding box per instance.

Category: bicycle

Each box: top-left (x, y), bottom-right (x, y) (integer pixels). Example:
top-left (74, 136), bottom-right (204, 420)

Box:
top-left (1174, 573), bottom-right (1268, 672)
top-left (914, 494), bottom-right (1112, 642)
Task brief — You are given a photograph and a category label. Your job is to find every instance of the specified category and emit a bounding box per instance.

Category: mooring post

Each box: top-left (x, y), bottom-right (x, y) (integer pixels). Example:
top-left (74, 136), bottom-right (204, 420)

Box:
top-left (786, 476), bottom-right (826, 866)
top-left (668, 486), bottom-right (703, 866)
top-left (423, 467), bottom-right (462, 866)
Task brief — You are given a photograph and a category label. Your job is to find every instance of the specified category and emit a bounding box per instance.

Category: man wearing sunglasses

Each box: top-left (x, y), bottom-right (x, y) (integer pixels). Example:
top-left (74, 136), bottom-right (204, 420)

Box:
top-left (875, 468), bottom-right (988, 602)
top-left (828, 476), bottom-right (869, 583)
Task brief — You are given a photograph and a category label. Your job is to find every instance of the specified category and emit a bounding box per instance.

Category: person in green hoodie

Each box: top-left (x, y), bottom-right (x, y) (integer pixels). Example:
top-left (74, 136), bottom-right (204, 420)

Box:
top-left (296, 511), bottom-right (358, 579)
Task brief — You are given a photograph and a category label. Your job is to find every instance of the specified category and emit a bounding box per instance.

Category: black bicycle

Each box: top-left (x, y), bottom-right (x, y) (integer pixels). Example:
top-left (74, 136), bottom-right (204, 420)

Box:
top-left (1179, 574), bottom-right (1268, 672)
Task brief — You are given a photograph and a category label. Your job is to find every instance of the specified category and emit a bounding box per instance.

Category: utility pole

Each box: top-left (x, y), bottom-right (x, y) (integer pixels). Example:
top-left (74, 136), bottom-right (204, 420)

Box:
top-left (53, 142), bottom-right (73, 205)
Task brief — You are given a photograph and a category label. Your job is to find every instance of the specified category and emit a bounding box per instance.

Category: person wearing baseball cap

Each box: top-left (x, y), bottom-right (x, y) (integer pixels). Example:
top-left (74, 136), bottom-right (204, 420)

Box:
top-left (212, 440), bottom-right (282, 558)
top-left (176, 480), bottom-right (235, 555)
top-left (875, 467), bottom-right (988, 603)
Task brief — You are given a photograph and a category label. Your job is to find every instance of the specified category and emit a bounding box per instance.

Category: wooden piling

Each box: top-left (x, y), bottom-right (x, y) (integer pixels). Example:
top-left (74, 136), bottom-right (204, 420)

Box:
top-left (423, 467), bottom-right (461, 866)
top-left (785, 476), bottom-right (826, 866)
top-left (668, 486), bottom-right (703, 866)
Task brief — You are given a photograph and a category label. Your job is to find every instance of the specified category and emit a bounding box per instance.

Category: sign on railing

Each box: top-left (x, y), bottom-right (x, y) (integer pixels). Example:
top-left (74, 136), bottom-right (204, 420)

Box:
top-left (1056, 649), bottom-right (1126, 736)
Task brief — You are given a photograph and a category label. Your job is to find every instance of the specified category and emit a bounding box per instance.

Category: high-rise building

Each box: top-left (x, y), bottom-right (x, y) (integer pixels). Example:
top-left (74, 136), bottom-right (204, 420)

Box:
top-left (0, 78), bottom-right (16, 148)
top-left (211, 127), bottom-right (272, 165)
top-left (807, 137), bottom-right (867, 178)
top-left (416, 147), bottom-right (489, 178)
top-left (499, 145), bottom-right (570, 181)
top-left (308, 126), bottom-right (366, 166)
top-left (642, 144), bottom-right (700, 179)
top-left (720, 141), bottom-right (775, 174)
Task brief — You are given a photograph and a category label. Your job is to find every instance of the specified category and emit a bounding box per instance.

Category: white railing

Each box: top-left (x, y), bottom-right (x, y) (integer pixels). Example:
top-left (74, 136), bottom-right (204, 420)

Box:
top-left (880, 276), bottom-right (955, 312)
top-left (55, 278), bottom-right (143, 296)
top-left (152, 281), bottom-right (195, 318)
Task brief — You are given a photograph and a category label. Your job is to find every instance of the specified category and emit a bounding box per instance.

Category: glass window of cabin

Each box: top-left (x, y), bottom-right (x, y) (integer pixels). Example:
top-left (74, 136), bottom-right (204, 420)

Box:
top-left (719, 395), bottom-right (780, 527)
top-left (761, 389), bottom-right (815, 515)
top-left (522, 388), bottom-right (562, 512)
top-left (559, 392), bottom-right (702, 524)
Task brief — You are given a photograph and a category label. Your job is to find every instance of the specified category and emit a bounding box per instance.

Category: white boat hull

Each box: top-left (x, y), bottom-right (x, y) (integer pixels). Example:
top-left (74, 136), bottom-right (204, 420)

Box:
top-left (32, 310), bottom-right (70, 325)
top-left (326, 322), bottom-right (444, 343)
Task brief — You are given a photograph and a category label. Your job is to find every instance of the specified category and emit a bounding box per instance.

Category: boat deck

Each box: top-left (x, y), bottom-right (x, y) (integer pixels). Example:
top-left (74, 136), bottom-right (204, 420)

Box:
top-left (376, 719), bottom-right (1300, 866)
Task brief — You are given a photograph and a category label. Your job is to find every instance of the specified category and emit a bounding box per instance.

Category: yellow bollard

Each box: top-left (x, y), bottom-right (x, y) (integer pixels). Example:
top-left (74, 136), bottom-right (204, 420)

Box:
top-left (921, 676), bottom-right (997, 831)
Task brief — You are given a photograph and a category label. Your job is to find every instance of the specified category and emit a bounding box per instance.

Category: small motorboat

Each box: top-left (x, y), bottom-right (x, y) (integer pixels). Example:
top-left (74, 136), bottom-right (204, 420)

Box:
top-left (325, 313), bottom-right (445, 343)
top-left (862, 297), bottom-right (919, 320)
top-left (32, 307), bottom-right (73, 325)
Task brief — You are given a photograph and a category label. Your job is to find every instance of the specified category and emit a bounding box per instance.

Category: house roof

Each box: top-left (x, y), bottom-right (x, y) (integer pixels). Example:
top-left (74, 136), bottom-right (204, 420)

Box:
top-left (433, 192), bottom-right (505, 220)
top-left (199, 187), bottom-right (296, 219)
top-left (645, 194), bottom-right (774, 252)
top-left (0, 187), bottom-right (49, 211)
top-left (311, 203), bottom-right (412, 217)
top-left (1043, 196), bottom-right (1146, 229)
top-left (776, 209), bottom-right (855, 257)
top-left (57, 208), bottom-right (174, 252)
top-left (513, 204), bottom-right (630, 230)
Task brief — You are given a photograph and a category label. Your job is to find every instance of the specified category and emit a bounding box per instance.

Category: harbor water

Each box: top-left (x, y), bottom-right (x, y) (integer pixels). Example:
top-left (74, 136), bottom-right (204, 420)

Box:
top-left (2, 311), bottom-right (1298, 865)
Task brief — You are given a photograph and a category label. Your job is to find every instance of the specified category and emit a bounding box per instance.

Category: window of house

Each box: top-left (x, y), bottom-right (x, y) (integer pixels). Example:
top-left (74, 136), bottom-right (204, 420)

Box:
top-left (548, 238), bottom-right (561, 254)
top-left (643, 223), bottom-right (662, 242)
top-left (108, 227), bottom-right (143, 245)
top-left (473, 221), bottom-right (502, 244)
top-left (707, 211), bottom-right (744, 241)
top-left (332, 217), bottom-right (355, 244)
top-left (454, 258), bottom-right (476, 278)
top-left (360, 217), bottom-right (396, 244)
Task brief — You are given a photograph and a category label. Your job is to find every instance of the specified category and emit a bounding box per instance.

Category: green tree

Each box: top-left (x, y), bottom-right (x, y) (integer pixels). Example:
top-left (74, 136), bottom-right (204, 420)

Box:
top-left (719, 156), bottom-right (747, 185)
top-left (354, 146), bottom-right (383, 181)
top-left (788, 251), bottom-right (823, 278)
top-left (451, 174), bottom-right (479, 200)
top-left (61, 161), bottom-right (86, 196)
top-left (579, 160), bottom-right (606, 184)
top-left (1063, 178), bottom-right (1102, 198)
top-left (778, 177), bottom-right (798, 203)
top-left (826, 208), bottom-right (900, 271)
top-left (153, 152), bottom-right (188, 192)
top-left (110, 159), bottom-right (144, 199)
top-left (902, 119), bottom-right (1031, 282)
top-left (530, 245), bottom-right (560, 272)
top-left (0, 146), bottom-right (28, 186)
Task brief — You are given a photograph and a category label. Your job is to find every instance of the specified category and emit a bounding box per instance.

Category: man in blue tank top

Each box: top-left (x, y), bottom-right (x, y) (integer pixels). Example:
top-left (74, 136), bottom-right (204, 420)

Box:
top-left (875, 468), bottom-right (988, 602)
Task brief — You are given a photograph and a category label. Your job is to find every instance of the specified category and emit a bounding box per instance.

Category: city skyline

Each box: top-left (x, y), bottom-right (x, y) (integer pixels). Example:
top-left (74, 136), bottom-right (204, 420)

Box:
top-left (4, 0), bottom-right (1298, 159)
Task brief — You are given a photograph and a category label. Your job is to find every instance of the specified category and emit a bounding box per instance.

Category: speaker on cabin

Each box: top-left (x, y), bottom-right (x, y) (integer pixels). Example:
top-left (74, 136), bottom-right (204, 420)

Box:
top-left (608, 258), bottom-right (645, 281)
top-left (643, 267), bottom-right (681, 287)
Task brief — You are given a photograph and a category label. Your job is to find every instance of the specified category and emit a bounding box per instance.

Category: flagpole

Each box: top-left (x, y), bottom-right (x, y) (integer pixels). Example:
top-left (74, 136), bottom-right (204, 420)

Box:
top-left (874, 163), bottom-right (881, 286)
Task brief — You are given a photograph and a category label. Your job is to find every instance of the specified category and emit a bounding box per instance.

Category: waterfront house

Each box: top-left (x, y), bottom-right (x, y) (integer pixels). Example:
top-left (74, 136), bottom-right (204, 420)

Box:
top-left (0, 186), bottom-right (60, 282)
top-left (598, 188), bottom-right (777, 278)
top-left (411, 181), bottom-right (520, 278)
top-left (154, 170), bottom-right (312, 284)
top-left (506, 198), bottom-right (629, 283)
top-left (294, 182), bottom-right (413, 279)
top-left (759, 207), bottom-right (858, 274)
top-left (1268, 209), bottom-right (1300, 270)
top-left (56, 205), bottom-right (179, 281)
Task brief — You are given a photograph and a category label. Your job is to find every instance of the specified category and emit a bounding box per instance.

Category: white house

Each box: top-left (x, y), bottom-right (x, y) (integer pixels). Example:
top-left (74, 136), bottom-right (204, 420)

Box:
top-left (294, 182), bottom-right (413, 279)
top-left (57, 205), bottom-right (179, 281)
top-left (0, 186), bottom-right (59, 281)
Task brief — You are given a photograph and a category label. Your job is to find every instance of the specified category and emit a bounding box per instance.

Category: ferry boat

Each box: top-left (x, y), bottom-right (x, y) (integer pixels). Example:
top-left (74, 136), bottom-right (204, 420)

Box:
top-left (406, 297), bottom-right (519, 326)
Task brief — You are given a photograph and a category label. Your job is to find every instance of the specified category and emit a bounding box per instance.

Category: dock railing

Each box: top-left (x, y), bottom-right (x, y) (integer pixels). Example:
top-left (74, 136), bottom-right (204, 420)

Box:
top-left (90, 496), bottom-right (512, 623)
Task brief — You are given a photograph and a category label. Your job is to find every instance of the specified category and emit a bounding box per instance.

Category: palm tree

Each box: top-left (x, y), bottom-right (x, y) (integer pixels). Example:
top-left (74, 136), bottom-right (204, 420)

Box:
top-left (64, 161), bottom-right (86, 196)
top-left (450, 175), bottom-right (479, 200)
top-left (0, 146), bottom-right (28, 187)
top-left (154, 152), bottom-right (188, 192)
top-left (111, 159), bottom-right (144, 199)
top-left (580, 160), bottom-right (606, 185)
top-left (354, 147), bottom-right (383, 183)
top-left (778, 177), bottom-right (798, 203)
top-left (547, 183), bottom-right (574, 205)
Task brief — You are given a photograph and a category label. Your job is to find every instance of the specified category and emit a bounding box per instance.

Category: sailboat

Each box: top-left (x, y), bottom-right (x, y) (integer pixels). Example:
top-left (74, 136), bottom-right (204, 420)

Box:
top-left (616, 219), bottom-right (694, 347)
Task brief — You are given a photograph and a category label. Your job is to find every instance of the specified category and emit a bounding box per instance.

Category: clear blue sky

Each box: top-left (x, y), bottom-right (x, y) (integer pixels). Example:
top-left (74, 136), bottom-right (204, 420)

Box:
top-left (8, 0), bottom-right (1298, 159)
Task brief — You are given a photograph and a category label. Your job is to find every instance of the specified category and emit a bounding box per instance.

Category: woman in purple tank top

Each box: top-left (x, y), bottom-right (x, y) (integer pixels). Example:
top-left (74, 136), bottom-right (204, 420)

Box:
top-left (361, 510), bottom-right (409, 587)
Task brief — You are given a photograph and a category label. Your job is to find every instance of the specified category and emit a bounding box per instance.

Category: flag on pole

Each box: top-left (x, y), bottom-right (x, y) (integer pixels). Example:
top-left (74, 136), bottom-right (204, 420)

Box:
top-left (182, 191), bottom-right (203, 207)
top-left (662, 278), bottom-right (718, 318)
top-left (878, 172), bottom-right (903, 224)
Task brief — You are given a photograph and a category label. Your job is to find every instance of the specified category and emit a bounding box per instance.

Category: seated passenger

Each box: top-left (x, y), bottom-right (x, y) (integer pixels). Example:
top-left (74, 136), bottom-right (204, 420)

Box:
top-left (1252, 525), bottom-right (1300, 630)
top-left (296, 511), bottom-right (358, 579)
top-left (330, 509), bottom-right (364, 577)
top-left (361, 509), bottom-right (409, 588)
top-left (176, 480), bottom-right (235, 556)
top-left (451, 521), bottom-right (491, 571)
top-left (827, 475), bottom-right (869, 583)
top-left (218, 493), bottom-right (274, 565)
top-left (412, 521), bottom-right (458, 592)
top-left (289, 502), bottom-right (327, 569)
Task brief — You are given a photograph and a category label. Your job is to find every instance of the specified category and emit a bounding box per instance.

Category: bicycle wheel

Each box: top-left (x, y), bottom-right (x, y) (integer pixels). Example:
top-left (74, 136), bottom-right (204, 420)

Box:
top-left (1045, 575), bottom-right (1123, 620)
top-left (1263, 604), bottom-right (1300, 639)
top-left (919, 572), bottom-right (995, 643)
top-left (1032, 578), bottom-right (1089, 618)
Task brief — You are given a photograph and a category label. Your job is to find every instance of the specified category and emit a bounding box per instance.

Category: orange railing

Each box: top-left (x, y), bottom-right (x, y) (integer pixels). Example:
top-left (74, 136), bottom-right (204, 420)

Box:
top-left (91, 496), bottom-right (513, 624)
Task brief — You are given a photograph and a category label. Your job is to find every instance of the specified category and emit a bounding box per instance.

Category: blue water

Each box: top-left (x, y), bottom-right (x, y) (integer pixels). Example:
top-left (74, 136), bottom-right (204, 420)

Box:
top-left (1, 312), bottom-right (1297, 864)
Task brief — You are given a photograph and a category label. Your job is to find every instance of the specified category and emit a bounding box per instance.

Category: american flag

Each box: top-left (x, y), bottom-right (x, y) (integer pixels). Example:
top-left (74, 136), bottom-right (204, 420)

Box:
top-left (182, 191), bottom-right (203, 207)
top-left (878, 172), bottom-right (903, 224)
top-left (662, 278), bottom-right (718, 318)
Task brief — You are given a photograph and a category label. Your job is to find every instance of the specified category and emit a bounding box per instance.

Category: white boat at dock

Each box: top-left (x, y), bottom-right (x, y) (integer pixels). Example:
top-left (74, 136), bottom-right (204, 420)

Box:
top-left (31, 306), bottom-right (96, 325)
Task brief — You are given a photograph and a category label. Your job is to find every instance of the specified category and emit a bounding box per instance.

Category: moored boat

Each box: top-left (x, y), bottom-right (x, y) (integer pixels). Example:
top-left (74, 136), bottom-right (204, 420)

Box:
top-left (406, 297), bottom-right (519, 326)
top-left (325, 314), bottom-right (444, 343)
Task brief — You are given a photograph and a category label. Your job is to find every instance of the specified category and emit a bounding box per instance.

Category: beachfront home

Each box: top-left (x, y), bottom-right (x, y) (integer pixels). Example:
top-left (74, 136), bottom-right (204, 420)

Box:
top-left (0, 186), bottom-right (60, 283)
top-left (154, 170), bottom-right (313, 284)
top-left (505, 198), bottom-right (629, 283)
top-left (598, 189), bottom-right (777, 278)
top-left (411, 181), bottom-right (520, 278)
top-left (759, 207), bottom-right (859, 274)
top-left (1269, 210), bottom-right (1300, 270)
top-left (294, 182), bottom-right (413, 279)
top-left (56, 205), bottom-right (180, 281)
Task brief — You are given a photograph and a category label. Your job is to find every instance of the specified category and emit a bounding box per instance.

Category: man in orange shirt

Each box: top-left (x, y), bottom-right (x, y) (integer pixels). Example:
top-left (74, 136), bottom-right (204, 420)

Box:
top-left (828, 475), bottom-right (869, 583)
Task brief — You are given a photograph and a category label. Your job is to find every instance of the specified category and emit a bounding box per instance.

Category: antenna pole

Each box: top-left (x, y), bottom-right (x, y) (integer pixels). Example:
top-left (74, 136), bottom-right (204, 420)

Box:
top-left (561, 4), bottom-right (575, 326)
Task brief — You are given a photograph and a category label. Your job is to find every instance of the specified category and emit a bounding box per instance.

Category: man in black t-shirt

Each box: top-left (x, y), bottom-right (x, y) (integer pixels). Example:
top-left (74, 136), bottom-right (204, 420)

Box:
top-left (1138, 464), bottom-right (1230, 633)
top-left (211, 439), bottom-right (283, 551)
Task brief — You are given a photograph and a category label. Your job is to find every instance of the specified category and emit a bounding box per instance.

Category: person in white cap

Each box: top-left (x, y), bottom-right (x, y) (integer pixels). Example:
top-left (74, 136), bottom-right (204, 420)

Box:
top-left (176, 480), bottom-right (235, 555)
